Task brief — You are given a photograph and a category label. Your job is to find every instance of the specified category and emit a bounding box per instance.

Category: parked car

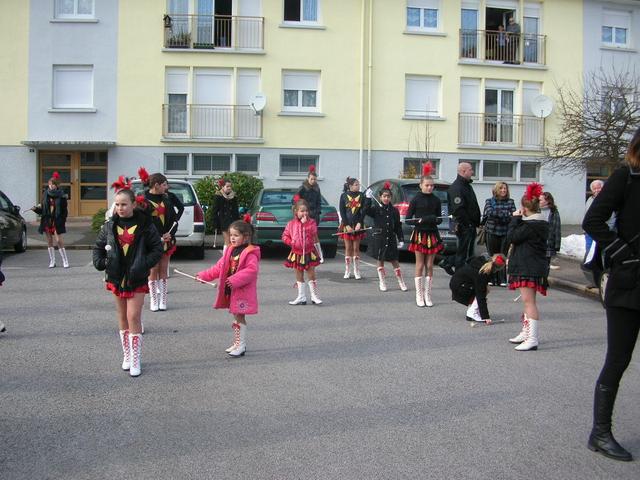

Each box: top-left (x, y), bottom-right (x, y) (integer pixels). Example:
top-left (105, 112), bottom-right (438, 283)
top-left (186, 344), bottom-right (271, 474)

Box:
top-left (247, 188), bottom-right (339, 258)
top-left (361, 179), bottom-right (457, 254)
top-left (0, 190), bottom-right (27, 253)
top-left (106, 179), bottom-right (206, 259)
top-left (580, 256), bottom-right (608, 306)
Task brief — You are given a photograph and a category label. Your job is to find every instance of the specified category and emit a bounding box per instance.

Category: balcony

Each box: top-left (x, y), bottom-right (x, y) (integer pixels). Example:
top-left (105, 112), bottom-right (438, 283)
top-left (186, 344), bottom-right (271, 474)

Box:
top-left (163, 104), bottom-right (263, 142)
top-left (459, 30), bottom-right (546, 66)
top-left (458, 113), bottom-right (544, 150)
top-left (163, 14), bottom-right (264, 51)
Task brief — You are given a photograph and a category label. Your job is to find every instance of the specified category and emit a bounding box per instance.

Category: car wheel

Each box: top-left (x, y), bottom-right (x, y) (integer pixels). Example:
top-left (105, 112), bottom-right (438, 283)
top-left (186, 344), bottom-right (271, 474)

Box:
top-left (323, 244), bottom-right (337, 259)
top-left (14, 227), bottom-right (27, 253)
top-left (191, 244), bottom-right (205, 260)
top-left (598, 269), bottom-right (609, 307)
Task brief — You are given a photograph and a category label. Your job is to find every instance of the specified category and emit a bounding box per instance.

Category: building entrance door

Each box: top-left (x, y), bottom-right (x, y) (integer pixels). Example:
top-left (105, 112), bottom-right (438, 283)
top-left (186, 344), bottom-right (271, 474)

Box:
top-left (39, 151), bottom-right (108, 217)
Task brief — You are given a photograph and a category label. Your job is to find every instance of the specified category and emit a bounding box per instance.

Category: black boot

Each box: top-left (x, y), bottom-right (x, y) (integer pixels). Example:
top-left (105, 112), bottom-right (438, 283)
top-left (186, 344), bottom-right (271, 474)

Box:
top-left (587, 383), bottom-right (633, 461)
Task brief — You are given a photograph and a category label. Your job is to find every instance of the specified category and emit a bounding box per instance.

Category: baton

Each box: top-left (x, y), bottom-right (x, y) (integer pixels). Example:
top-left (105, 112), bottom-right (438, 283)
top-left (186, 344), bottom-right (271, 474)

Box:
top-left (331, 227), bottom-right (373, 236)
top-left (173, 269), bottom-right (217, 287)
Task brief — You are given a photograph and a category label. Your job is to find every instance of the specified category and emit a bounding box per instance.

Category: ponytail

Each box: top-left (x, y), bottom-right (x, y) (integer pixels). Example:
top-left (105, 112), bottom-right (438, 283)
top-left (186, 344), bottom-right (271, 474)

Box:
top-left (479, 254), bottom-right (506, 275)
top-left (343, 176), bottom-right (358, 192)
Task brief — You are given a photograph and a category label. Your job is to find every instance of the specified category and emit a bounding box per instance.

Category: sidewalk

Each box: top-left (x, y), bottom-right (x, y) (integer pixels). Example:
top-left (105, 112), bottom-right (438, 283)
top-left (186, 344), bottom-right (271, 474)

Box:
top-left (26, 221), bottom-right (598, 298)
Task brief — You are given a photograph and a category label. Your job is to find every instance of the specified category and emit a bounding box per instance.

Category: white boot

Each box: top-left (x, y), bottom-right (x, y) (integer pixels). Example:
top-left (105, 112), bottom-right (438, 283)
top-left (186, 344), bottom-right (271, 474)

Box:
top-left (129, 333), bottom-right (143, 376)
top-left (509, 314), bottom-right (528, 343)
top-left (414, 277), bottom-right (425, 307)
top-left (119, 330), bottom-right (131, 371)
top-left (394, 268), bottom-right (408, 291)
top-left (0, 322), bottom-right (6, 333)
top-left (466, 298), bottom-right (483, 322)
top-left (148, 280), bottom-right (159, 312)
top-left (308, 279), bottom-right (323, 304)
top-left (158, 279), bottom-right (167, 311)
top-left (228, 323), bottom-right (246, 357)
top-left (343, 256), bottom-right (352, 279)
top-left (48, 247), bottom-right (56, 268)
top-left (353, 256), bottom-right (362, 280)
top-left (59, 248), bottom-right (69, 268)
top-left (314, 242), bottom-right (324, 264)
top-left (515, 318), bottom-right (539, 351)
top-left (377, 267), bottom-right (387, 291)
top-left (424, 276), bottom-right (434, 307)
top-left (225, 322), bottom-right (240, 353)
top-left (288, 281), bottom-right (307, 305)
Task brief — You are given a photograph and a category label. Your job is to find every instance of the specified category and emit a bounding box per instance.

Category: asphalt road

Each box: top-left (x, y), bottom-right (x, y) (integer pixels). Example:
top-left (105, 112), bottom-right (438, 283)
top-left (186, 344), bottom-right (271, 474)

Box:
top-left (1, 249), bottom-right (638, 480)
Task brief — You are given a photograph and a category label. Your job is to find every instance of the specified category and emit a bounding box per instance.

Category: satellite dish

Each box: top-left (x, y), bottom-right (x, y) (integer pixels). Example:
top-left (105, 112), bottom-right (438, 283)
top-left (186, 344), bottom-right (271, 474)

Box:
top-left (530, 95), bottom-right (554, 118)
top-left (250, 93), bottom-right (266, 114)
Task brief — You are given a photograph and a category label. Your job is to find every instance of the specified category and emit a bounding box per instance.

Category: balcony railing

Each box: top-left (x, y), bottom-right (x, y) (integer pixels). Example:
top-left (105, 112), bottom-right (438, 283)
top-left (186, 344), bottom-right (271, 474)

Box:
top-left (458, 113), bottom-right (544, 150)
top-left (459, 29), bottom-right (546, 65)
top-left (163, 14), bottom-right (264, 51)
top-left (163, 104), bottom-right (263, 141)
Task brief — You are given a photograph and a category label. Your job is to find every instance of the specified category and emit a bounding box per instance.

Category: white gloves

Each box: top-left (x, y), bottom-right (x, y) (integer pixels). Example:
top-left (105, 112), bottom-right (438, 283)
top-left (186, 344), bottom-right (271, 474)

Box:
top-left (365, 188), bottom-right (374, 199)
top-left (397, 242), bottom-right (405, 249)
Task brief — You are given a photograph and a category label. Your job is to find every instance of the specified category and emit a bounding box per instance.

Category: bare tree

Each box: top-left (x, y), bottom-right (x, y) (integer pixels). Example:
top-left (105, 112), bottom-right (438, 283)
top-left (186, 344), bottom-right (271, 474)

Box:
top-left (542, 68), bottom-right (640, 175)
top-left (403, 118), bottom-right (436, 178)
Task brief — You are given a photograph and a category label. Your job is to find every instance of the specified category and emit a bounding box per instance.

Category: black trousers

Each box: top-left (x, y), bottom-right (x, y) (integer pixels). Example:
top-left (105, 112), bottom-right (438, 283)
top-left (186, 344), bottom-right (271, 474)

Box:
top-left (486, 233), bottom-right (508, 284)
top-left (597, 306), bottom-right (640, 388)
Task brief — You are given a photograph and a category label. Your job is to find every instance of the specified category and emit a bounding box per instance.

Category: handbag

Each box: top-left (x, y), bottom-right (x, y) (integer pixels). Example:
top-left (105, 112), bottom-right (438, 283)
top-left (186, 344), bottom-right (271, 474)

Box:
top-left (477, 225), bottom-right (487, 246)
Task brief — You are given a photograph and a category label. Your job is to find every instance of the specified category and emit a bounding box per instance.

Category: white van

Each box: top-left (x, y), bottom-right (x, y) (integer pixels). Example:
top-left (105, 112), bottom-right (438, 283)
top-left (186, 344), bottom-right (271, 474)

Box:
top-left (106, 179), bottom-right (206, 259)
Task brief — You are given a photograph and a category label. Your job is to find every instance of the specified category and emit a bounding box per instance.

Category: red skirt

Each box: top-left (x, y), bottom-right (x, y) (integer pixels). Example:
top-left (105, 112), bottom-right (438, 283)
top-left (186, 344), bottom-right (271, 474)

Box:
top-left (408, 230), bottom-right (443, 255)
top-left (337, 226), bottom-right (366, 240)
top-left (164, 243), bottom-right (177, 257)
top-left (106, 282), bottom-right (149, 298)
top-left (284, 249), bottom-right (321, 271)
top-left (44, 225), bottom-right (57, 235)
top-left (508, 275), bottom-right (548, 296)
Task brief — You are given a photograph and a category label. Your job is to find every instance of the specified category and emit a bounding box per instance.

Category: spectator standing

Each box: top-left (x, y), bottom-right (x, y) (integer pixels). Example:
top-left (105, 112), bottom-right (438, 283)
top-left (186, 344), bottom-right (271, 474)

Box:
top-left (540, 192), bottom-right (561, 270)
top-left (482, 181), bottom-right (516, 286)
top-left (506, 16), bottom-right (521, 63)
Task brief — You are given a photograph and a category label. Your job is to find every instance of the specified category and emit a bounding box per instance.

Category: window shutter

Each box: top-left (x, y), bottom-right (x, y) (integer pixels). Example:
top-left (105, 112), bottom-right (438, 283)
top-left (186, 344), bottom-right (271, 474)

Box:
top-left (603, 10), bottom-right (630, 29)
top-left (460, 78), bottom-right (480, 113)
top-left (408, 0), bottom-right (439, 8)
top-left (283, 72), bottom-right (318, 91)
top-left (406, 76), bottom-right (440, 115)
top-left (53, 67), bottom-right (93, 108)
top-left (166, 69), bottom-right (188, 94)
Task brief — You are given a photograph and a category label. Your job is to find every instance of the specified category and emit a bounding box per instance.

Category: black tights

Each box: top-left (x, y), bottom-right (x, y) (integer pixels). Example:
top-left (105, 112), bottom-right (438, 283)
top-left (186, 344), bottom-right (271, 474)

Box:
top-left (597, 306), bottom-right (640, 388)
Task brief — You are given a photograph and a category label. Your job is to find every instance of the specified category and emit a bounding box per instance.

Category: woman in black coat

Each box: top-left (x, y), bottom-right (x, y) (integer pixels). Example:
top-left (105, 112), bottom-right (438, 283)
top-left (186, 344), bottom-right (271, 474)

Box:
top-left (364, 182), bottom-right (407, 292)
top-left (212, 178), bottom-right (240, 251)
top-left (582, 129), bottom-right (640, 462)
top-left (506, 183), bottom-right (549, 352)
top-left (295, 165), bottom-right (322, 225)
top-left (33, 172), bottom-right (69, 268)
top-left (93, 186), bottom-right (163, 377)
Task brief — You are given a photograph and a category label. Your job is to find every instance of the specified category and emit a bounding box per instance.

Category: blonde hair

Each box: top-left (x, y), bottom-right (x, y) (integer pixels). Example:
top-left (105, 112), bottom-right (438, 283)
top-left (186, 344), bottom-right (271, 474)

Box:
top-left (479, 254), bottom-right (507, 275)
top-left (492, 181), bottom-right (510, 199)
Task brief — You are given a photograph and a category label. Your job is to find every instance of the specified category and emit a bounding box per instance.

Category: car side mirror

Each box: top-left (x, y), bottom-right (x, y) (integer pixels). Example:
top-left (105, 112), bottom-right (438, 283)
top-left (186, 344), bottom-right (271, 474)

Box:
top-left (14, 205), bottom-right (21, 214)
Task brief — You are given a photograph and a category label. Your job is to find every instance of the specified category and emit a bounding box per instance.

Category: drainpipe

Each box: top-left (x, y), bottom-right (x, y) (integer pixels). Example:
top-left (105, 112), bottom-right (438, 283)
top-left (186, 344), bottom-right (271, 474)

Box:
top-left (366, 0), bottom-right (373, 186)
top-left (358, 0), bottom-right (366, 184)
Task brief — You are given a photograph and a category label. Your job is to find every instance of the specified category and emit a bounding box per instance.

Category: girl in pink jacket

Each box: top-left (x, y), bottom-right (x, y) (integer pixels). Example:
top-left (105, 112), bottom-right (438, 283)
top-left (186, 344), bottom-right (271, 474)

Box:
top-left (283, 199), bottom-right (323, 306)
top-left (196, 218), bottom-right (260, 357)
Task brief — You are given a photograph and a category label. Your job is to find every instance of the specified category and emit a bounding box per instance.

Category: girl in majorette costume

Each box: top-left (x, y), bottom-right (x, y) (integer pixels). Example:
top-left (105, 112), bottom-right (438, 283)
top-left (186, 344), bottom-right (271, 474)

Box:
top-left (406, 163), bottom-right (444, 307)
top-left (140, 169), bottom-right (184, 312)
top-left (92, 177), bottom-right (163, 376)
top-left (32, 172), bottom-right (70, 268)
top-left (364, 181), bottom-right (408, 292)
top-left (212, 177), bottom-right (240, 253)
top-left (294, 165), bottom-right (324, 262)
top-left (338, 177), bottom-right (366, 279)
top-left (196, 216), bottom-right (260, 358)
top-left (506, 182), bottom-right (549, 351)
top-left (283, 199), bottom-right (323, 305)
top-left (449, 253), bottom-right (507, 324)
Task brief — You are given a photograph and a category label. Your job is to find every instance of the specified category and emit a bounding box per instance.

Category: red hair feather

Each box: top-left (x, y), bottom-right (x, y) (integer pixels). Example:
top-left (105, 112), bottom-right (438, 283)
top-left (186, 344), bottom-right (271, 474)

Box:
top-left (293, 194), bottom-right (301, 203)
top-left (383, 181), bottom-right (391, 190)
top-left (135, 194), bottom-right (147, 209)
top-left (308, 165), bottom-right (316, 173)
top-left (111, 175), bottom-right (132, 192)
top-left (52, 171), bottom-right (60, 180)
top-left (243, 213), bottom-right (252, 223)
top-left (525, 182), bottom-right (543, 201)
top-left (217, 178), bottom-right (225, 188)
top-left (494, 254), bottom-right (506, 267)
top-left (422, 161), bottom-right (434, 177)
top-left (137, 167), bottom-right (149, 185)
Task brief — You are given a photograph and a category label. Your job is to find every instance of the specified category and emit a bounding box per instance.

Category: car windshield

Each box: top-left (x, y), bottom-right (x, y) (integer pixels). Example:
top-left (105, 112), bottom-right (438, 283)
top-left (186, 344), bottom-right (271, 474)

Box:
top-left (401, 184), bottom-right (448, 204)
top-left (260, 191), bottom-right (329, 206)
top-left (131, 182), bottom-right (196, 206)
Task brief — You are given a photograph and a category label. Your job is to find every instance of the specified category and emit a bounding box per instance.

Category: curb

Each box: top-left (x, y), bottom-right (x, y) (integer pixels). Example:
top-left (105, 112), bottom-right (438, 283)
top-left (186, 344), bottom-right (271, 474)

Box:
top-left (548, 277), bottom-right (599, 299)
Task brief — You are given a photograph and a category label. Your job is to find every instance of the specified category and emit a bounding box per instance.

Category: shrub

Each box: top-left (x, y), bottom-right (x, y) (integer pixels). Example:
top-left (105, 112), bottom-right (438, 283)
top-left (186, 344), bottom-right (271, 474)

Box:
top-left (91, 208), bottom-right (108, 233)
top-left (193, 173), bottom-right (263, 234)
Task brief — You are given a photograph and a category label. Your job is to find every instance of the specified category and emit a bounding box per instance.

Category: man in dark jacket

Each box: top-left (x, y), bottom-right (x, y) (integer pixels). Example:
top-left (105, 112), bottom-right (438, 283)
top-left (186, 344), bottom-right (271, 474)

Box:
top-left (440, 162), bottom-right (481, 275)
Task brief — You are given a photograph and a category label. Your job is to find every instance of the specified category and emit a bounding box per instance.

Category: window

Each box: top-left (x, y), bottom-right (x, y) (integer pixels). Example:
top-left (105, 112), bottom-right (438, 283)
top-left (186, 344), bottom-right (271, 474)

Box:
top-left (407, 0), bottom-right (440, 31)
top-left (283, 71), bottom-right (320, 112)
top-left (403, 158), bottom-right (440, 178)
top-left (52, 65), bottom-right (93, 109)
top-left (405, 75), bottom-right (441, 117)
top-left (284, 0), bottom-right (319, 23)
top-left (165, 154), bottom-right (188, 174)
top-left (483, 160), bottom-right (515, 180)
top-left (236, 154), bottom-right (259, 173)
top-left (193, 154), bottom-right (232, 174)
top-left (520, 162), bottom-right (538, 181)
top-left (166, 68), bottom-right (188, 134)
top-left (459, 159), bottom-right (479, 179)
top-left (55, 0), bottom-right (94, 18)
top-left (602, 10), bottom-right (630, 47)
top-left (280, 155), bottom-right (318, 175)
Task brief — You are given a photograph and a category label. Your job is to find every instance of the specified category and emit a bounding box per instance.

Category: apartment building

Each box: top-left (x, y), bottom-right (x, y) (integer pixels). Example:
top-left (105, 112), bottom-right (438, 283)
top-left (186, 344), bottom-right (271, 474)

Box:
top-left (0, 0), bottom-right (590, 223)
